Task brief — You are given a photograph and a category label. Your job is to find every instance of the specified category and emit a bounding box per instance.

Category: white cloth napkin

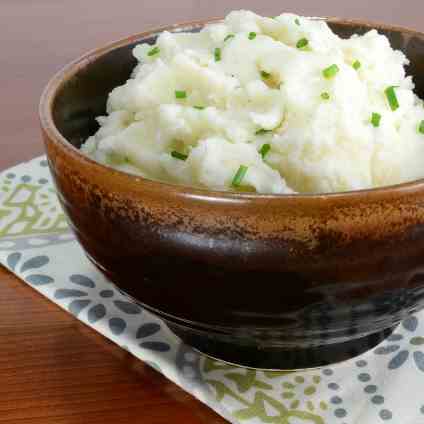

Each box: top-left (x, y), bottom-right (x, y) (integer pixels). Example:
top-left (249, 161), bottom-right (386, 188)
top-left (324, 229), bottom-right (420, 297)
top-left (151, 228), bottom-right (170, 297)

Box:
top-left (1, 156), bottom-right (423, 424)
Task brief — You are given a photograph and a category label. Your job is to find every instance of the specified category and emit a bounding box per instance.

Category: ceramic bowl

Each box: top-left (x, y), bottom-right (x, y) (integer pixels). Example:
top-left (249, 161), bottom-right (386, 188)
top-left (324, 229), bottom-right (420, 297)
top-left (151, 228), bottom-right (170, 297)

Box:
top-left (40, 18), bottom-right (424, 369)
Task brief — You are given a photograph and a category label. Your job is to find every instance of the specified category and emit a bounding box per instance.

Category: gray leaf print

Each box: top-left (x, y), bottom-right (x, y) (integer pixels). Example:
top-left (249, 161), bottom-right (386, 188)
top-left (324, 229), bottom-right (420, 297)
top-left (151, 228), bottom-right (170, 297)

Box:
top-left (403, 316), bottom-right (418, 332)
top-left (140, 341), bottom-right (170, 352)
top-left (55, 289), bottom-right (87, 299)
top-left (7, 252), bottom-right (21, 271)
top-left (388, 350), bottom-right (409, 369)
top-left (413, 351), bottom-right (424, 371)
top-left (87, 304), bottom-right (106, 324)
top-left (69, 299), bottom-right (91, 316)
top-left (109, 317), bottom-right (127, 335)
top-left (375, 345), bottom-right (400, 355)
top-left (70, 274), bottom-right (95, 288)
top-left (100, 290), bottom-right (114, 298)
top-left (25, 274), bottom-right (54, 285)
top-left (387, 334), bottom-right (403, 342)
top-left (114, 300), bottom-right (141, 315)
top-left (136, 323), bottom-right (160, 339)
top-left (20, 255), bottom-right (49, 273)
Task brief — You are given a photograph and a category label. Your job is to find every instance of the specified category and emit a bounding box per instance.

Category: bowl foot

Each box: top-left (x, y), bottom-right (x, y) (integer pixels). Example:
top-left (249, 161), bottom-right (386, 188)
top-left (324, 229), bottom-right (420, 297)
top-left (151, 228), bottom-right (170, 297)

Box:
top-left (169, 325), bottom-right (394, 370)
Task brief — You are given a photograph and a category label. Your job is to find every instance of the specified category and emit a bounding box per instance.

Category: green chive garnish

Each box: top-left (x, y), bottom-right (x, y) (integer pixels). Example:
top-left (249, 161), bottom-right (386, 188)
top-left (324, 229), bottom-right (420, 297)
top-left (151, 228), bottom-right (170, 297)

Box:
top-left (261, 70), bottom-right (271, 79)
top-left (232, 165), bottom-right (248, 187)
top-left (323, 64), bottom-right (339, 79)
top-left (385, 86), bottom-right (399, 111)
top-left (259, 143), bottom-right (271, 158)
top-left (295, 18), bottom-right (300, 26)
top-left (147, 46), bottom-right (160, 56)
top-left (214, 47), bottom-right (221, 62)
top-left (371, 112), bottom-right (381, 127)
top-left (194, 105), bottom-right (205, 110)
top-left (171, 151), bottom-right (188, 161)
top-left (224, 34), bottom-right (235, 42)
top-left (255, 128), bottom-right (272, 135)
top-left (175, 90), bottom-right (187, 99)
top-left (248, 32), bottom-right (257, 40)
top-left (321, 92), bottom-right (330, 100)
top-left (419, 120), bottom-right (424, 134)
top-left (296, 38), bottom-right (309, 49)
top-left (352, 60), bottom-right (361, 70)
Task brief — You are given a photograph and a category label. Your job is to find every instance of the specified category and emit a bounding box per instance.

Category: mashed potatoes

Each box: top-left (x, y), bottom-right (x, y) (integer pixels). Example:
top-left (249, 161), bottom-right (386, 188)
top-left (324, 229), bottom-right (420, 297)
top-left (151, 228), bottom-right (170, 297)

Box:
top-left (81, 11), bottom-right (424, 194)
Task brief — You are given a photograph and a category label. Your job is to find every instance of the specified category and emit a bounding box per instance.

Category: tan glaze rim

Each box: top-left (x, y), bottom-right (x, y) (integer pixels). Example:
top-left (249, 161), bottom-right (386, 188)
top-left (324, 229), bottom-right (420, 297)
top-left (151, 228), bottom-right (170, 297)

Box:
top-left (39, 16), bottom-right (424, 205)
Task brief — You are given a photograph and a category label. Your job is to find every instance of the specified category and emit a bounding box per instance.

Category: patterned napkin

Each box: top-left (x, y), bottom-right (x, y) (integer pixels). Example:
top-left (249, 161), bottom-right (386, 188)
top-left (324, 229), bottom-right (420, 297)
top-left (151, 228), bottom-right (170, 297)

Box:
top-left (1, 156), bottom-right (424, 424)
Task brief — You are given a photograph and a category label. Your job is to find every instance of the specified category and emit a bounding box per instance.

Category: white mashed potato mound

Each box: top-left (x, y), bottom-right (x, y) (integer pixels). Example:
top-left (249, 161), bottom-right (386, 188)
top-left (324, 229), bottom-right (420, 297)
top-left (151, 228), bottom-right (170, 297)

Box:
top-left (81, 11), bottom-right (424, 194)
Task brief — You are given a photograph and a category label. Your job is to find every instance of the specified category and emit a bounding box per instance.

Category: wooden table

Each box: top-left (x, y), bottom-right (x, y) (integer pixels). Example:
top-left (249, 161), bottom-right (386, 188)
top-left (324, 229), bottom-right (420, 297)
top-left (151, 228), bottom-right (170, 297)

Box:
top-left (1, 1), bottom-right (422, 422)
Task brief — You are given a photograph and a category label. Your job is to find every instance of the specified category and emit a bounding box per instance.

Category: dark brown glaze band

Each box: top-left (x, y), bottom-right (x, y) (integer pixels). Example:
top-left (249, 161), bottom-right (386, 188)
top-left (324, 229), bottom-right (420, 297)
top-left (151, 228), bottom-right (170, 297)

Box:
top-left (40, 18), bottom-right (424, 368)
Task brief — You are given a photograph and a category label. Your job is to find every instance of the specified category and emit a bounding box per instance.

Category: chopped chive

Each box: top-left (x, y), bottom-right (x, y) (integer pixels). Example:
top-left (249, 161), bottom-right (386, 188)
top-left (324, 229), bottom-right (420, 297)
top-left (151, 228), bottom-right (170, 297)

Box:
top-left (175, 90), bottom-right (187, 99)
top-left (295, 18), bottom-right (300, 26)
top-left (255, 128), bottom-right (272, 135)
top-left (321, 92), bottom-right (330, 100)
top-left (259, 143), bottom-right (271, 158)
top-left (248, 32), bottom-right (257, 40)
top-left (385, 86), bottom-right (399, 111)
top-left (261, 70), bottom-right (271, 79)
top-left (147, 46), bottom-right (160, 56)
top-left (232, 165), bottom-right (248, 187)
top-left (419, 120), bottom-right (424, 134)
top-left (322, 64), bottom-right (339, 79)
top-left (224, 34), bottom-right (235, 42)
top-left (171, 151), bottom-right (188, 161)
top-left (352, 60), bottom-right (361, 70)
top-left (214, 47), bottom-right (221, 62)
top-left (296, 38), bottom-right (309, 49)
top-left (371, 112), bottom-right (381, 127)
top-left (194, 105), bottom-right (205, 110)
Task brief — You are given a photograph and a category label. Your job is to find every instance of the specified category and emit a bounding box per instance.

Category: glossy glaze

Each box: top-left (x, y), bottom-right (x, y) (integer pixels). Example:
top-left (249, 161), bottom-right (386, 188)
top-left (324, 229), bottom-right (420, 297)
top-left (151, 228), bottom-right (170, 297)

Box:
top-left (40, 19), bottom-right (424, 368)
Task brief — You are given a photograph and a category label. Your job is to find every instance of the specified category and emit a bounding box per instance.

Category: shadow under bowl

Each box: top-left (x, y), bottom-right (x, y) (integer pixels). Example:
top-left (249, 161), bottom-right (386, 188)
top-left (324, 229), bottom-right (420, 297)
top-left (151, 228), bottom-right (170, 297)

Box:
top-left (40, 17), bottom-right (424, 369)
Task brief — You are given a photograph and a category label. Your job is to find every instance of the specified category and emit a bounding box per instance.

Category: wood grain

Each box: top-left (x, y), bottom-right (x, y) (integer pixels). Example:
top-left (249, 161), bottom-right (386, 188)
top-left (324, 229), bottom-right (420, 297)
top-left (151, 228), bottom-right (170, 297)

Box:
top-left (0, 268), bottom-right (226, 424)
top-left (0, 1), bottom-right (422, 423)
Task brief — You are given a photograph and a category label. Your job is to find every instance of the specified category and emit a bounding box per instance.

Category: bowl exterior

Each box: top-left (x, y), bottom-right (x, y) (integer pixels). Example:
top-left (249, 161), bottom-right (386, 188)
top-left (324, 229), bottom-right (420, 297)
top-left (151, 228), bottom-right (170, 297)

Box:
top-left (43, 131), bottom-right (424, 346)
top-left (40, 18), bottom-right (424, 367)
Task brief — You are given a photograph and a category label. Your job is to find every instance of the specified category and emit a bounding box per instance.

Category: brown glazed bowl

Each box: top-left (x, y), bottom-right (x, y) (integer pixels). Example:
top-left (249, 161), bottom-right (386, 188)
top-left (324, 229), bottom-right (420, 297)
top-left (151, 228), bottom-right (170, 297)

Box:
top-left (40, 18), bottom-right (424, 369)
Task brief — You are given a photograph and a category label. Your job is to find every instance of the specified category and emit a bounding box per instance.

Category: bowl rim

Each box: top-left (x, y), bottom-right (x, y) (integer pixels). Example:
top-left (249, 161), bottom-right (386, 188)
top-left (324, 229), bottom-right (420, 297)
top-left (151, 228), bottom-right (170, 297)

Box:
top-left (39, 16), bottom-right (424, 202)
